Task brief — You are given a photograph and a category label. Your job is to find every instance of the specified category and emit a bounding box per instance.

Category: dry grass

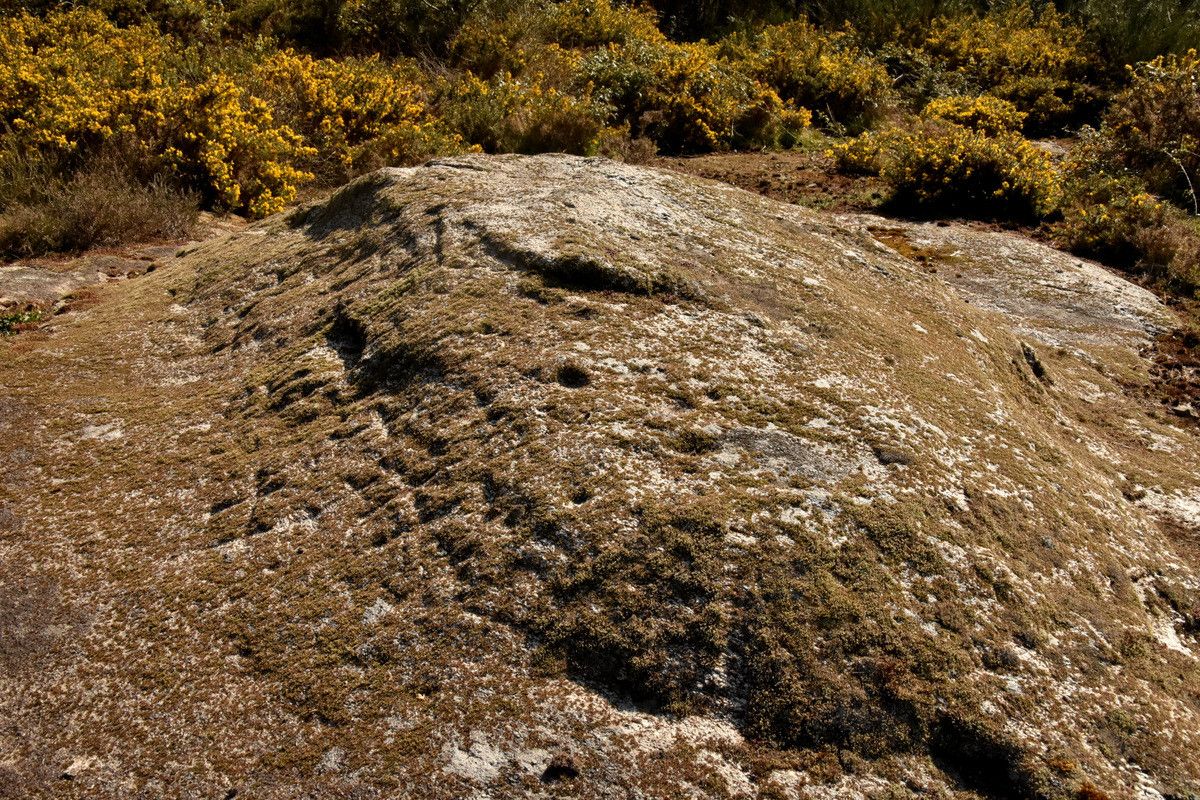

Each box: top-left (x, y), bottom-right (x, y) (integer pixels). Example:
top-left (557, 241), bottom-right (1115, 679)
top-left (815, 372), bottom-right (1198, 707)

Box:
top-left (0, 163), bottom-right (197, 259)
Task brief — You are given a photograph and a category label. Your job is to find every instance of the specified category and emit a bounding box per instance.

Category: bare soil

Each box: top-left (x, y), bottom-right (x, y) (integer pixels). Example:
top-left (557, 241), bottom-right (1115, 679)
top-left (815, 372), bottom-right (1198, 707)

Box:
top-left (654, 148), bottom-right (887, 213)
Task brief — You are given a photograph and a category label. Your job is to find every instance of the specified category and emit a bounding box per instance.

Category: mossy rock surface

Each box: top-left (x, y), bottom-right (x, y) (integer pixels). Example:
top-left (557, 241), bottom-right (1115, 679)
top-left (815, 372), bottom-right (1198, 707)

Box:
top-left (2, 154), bottom-right (1200, 799)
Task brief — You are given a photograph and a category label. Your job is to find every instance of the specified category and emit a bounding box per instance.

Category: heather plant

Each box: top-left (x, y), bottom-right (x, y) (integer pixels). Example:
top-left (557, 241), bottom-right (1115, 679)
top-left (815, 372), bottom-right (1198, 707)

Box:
top-left (0, 158), bottom-right (198, 257)
top-left (1143, 219), bottom-right (1200, 293)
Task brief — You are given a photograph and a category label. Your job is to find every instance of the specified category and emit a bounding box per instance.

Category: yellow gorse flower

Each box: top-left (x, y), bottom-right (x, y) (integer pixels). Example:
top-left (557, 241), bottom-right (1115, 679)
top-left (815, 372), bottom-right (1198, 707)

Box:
top-left (0, 10), bottom-right (312, 217)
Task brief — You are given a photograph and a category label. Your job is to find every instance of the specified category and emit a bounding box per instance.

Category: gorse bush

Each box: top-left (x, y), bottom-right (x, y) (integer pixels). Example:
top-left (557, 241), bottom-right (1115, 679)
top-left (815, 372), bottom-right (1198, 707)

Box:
top-left (827, 129), bottom-right (883, 174)
top-left (0, 10), bottom-right (311, 216)
top-left (923, 94), bottom-right (1026, 136)
top-left (1048, 51), bottom-right (1200, 296)
top-left (440, 69), bottom-right (606, 154)
top-left (721, 19), bottom-right (892, 133)
top-left (452, 0), bottom-right (805, 153)
top-left (537, 0), bottom-right (665, 49)
top-left (643, 0), bottom-right (957, 42)
top-left (1092, 50), bottom-right (1200, 214)
top-left (163, 74), bottom-right (314, 217)
top-left (251, 50), bottom-right (463, 182)
top-left (883, 123), bottom-right (1060, 220)
top-left (1054, 170), bottom-right (1168, 265)
top-left (583, 38), bottom-right (808, 153)
top-left (921, 3), bottom-right (1096, 133)
top-left (460, 0), bottom-right (816, 153)
top-left (0, 8), bottom-right (462, 220)
top-left (2, 0), bottom-right (1200, 270)
top-left (0, 10), bottom-right (172, 157)
top-left (834, 114), bottom-right (1061, 222)
top-left (449, 0), bottom-right (667, 102)
top-left (1055, 170), bottom-right (1200, 294)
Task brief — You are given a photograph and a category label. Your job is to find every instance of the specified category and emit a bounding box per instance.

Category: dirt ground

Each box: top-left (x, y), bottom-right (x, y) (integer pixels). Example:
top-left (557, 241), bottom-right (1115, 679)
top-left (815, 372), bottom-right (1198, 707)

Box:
top-left (654, 148), bottom-right (888, 213)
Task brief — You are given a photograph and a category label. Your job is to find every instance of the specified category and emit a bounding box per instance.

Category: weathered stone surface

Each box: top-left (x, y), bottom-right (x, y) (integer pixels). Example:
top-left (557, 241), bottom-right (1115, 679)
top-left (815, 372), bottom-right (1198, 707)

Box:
top-left (1, 154), bottom-right (1199, 799)
top-left (0, 215), bottom-right (243, 311)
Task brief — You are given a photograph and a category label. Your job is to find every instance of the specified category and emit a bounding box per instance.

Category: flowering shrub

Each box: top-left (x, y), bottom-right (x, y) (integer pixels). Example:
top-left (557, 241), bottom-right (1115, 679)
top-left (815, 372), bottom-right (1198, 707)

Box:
top-left (0, 10), bottom-right (313, 217)
top-left (922, 3), bottom-right (1094, 133)
top-left (1047, 51), bottom-right (1200, 294)
top-left (449, 1), bottom-right (794, 154)
top-left (3, 0), bottom-right (1195, 268)
top-left (0, 10), bottom-right (173, 156)
top-left (1055, 168), bottom-right (1200, 292)
top-left (723, 19), bottom-right (892, 133)
top-left (160, 75), bottom-right (314, 217)
top-left (583, 40), bottom-right (794, 153)
top-left (1053, 170), bottom-right (1167, 265)
top-left (252, 50), bottom-right (461, 182)
top-left (879, 122), bottom-right (1061, 221)
top-left (1093, 50), bottom-right (1200, 213)
top-left (828, 130), bottom-right (884, 175)
top-left (537, 0), bottom-right (665, 49)
top-left (439, 71), bottom-right (607, 155)
top-left (923, 95), bottom-right (1026, 136)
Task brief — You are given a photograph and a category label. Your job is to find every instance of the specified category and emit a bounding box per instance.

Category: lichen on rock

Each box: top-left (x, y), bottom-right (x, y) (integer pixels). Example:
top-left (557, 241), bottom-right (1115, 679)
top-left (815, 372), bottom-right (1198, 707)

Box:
top-left (2, 154), bottom-right (1199, 799)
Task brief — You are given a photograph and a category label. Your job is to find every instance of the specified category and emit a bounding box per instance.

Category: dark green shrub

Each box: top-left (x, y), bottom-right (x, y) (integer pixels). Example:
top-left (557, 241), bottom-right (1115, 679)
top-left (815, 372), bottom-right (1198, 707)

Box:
top-left (439, 70), bottom-right (607, 155)
top-left (1069, 0), bottom-right (1200, 66)
top-left (335, 0), bottom-right (485, 56)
